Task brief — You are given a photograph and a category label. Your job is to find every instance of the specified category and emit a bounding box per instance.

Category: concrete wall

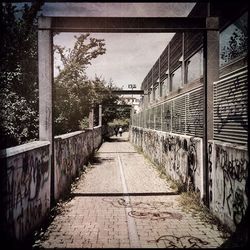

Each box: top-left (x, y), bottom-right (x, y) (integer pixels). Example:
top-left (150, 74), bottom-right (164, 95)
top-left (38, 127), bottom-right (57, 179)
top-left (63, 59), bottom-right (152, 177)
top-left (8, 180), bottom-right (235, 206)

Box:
top-left (0, 141), bottom-right (51, 240)
top-left (130, 126), bottom-right (249, 232)
top-left (0, 126), bottom-right (103, 240)
top-left (130, 126), bottom-right (203, 195)
top-left (208, 140), bottom-right (248, 231)
top-left (54, 126), bottom-right (102, 201)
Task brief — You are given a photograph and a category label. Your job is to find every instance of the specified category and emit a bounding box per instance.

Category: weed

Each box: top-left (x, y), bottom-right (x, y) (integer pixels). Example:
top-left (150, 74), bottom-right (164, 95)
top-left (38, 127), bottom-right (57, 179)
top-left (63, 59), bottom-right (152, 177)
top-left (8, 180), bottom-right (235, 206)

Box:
top-left (178, 191), bottom-right (232, 238)
top-left (132, 144), bottom-right (185, 193)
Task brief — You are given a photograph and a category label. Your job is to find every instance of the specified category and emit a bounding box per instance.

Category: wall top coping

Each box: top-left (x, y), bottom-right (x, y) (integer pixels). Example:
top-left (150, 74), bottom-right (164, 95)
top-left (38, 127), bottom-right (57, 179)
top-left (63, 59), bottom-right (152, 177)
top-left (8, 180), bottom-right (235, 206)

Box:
top-left (208, 140), bottom-right (248, 151)
top-left (132, 126), bottom-right (203, 141)
top-left (54, 126), bottom-right (102, 140)
top-left (55, 131), bottom-right (84, 140)
top-left (0, 141), bottom-right (50, 158)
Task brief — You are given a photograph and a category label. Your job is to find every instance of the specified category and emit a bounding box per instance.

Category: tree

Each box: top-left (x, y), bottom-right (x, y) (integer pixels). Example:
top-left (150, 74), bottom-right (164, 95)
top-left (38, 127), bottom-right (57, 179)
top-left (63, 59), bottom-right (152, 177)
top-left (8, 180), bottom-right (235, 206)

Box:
top-left (0, 2), bottom-right (44, 149)
top-left (54, 34), bottom-right (122, 135)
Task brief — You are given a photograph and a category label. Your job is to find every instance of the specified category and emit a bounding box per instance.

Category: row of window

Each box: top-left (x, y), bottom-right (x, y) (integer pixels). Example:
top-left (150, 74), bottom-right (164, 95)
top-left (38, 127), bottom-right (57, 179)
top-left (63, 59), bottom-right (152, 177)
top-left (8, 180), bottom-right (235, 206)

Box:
top-left (146, 11), bottom-right (247, 104)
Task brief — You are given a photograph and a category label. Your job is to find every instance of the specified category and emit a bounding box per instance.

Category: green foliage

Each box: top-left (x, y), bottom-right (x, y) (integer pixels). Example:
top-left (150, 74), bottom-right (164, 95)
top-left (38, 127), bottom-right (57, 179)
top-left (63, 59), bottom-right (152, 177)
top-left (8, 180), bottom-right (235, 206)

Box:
top-left (0, 2), bottom-right (132, 147)
top-left (54, 34), bottom-right (123, 135)
top-left (108, 118), bottom-right (130, 130)
top-left (0, 2), bottom-right (43, 149)
top-left (79, 117), bottom-right (89, 130)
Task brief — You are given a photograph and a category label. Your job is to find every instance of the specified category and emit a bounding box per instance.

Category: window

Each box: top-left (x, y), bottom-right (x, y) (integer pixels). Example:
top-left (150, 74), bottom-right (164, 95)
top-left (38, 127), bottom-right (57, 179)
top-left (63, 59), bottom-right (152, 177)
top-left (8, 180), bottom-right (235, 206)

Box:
top-left (171, 66), bottom-right (182, 91)
top-left (186, 49), bottom-right (203, 83)
top-left (161, 77), bottom-right (169, 97)
top-left (153, 87), bottom-right (156, 101)
top-left (155, 84), bottom-right (160, 100)
top-left (220, 12), bottom-right (248, 66)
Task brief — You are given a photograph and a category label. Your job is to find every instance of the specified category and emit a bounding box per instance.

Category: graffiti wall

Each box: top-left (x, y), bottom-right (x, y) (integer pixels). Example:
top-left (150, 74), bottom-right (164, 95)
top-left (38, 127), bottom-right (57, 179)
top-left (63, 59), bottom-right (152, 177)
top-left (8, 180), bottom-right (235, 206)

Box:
top-left (0, 141), bottom-right (50, 240)
top-left (54, 126), bottom-right (102, 201)
top-left (213, 67), bottom-right (248, 145)
top-left (130, 126), bottom-right (203, 195)
top-left (208, 140), bottom-right (248, 231)
top-left (93, 125), bottom-right (102, 149)
top-left (161, 133), bottom-right (203, 193)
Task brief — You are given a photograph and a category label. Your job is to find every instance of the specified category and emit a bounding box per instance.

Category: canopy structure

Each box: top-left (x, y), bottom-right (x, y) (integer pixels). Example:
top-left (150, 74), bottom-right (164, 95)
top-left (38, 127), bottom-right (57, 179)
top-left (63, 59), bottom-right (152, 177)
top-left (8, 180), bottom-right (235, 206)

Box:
top-left (38, 10), bottom-right (219, 205)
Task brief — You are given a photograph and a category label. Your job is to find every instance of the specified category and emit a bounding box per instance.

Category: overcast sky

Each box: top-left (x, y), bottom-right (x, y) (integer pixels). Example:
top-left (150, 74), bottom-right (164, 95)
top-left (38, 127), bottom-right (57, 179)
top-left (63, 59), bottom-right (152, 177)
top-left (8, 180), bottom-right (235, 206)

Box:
top-left (42, 2), bottom-right (195, 89)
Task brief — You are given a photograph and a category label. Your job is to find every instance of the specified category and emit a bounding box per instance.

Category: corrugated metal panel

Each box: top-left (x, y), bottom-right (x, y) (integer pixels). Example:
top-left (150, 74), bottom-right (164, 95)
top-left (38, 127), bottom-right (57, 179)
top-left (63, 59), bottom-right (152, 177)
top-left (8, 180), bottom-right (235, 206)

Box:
top-left (153, 61), bottom-right (159, 83)
top-left (162, 102), bottom-right (172, 132)
top-left (184, 32), bottom-right (203, 59)
top-left (160, 46), bottom-right (169, 79)
top-left (172, 95), bottom-right (186, 133)
top-left (213, 68), bottom-right (248, 144)
top-left (155, 105), bottom-right (162, 130)
top-left (149, 108), bottom-right (154, 129)
top-left (186, 87), bottom-right (204, 137)
top-left (170, 33), bottom-right (182, 72)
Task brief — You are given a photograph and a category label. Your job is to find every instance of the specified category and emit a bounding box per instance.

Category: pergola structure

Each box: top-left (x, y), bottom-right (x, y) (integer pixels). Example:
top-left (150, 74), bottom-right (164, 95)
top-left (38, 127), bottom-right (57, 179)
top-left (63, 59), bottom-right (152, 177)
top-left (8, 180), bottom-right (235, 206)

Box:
top-left (38, 14), bottom-right (219, 205)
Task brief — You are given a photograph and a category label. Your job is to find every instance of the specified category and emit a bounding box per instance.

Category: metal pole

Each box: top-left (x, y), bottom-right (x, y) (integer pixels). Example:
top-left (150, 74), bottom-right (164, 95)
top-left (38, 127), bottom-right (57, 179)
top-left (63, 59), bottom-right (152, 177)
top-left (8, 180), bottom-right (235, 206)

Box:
top-left (203, 31), bottom-right (209, 207)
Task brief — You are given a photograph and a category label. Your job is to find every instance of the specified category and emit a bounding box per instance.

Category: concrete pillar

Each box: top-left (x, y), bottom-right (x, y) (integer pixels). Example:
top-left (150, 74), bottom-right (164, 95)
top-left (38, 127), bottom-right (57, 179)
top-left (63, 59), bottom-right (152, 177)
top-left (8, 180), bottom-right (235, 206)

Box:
top-left (206, 17), bottom-right (219, 140)
top-left (89, 108), bottom-right (94, 129)
top-left (98, 105), bottom-right (102, 126)
top-left (38, 17), bottom-right (54, 206)
top-left (203, 17), bottom-right (219, 206)
top-left (38, 17), bottom-right (53, 143)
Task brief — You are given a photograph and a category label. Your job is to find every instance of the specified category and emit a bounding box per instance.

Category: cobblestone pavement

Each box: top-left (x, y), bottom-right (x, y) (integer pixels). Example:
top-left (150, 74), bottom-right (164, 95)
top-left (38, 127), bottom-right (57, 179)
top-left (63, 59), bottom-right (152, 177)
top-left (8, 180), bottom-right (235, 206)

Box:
top-left (34, 132), bottom-right (228, 248)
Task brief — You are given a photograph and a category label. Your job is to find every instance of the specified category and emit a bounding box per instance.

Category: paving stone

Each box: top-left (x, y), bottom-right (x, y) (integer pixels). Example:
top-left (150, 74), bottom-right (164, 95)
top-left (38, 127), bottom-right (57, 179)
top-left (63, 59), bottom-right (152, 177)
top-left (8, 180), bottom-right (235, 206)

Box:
top-left (34, 133), bottom-right (229, 249)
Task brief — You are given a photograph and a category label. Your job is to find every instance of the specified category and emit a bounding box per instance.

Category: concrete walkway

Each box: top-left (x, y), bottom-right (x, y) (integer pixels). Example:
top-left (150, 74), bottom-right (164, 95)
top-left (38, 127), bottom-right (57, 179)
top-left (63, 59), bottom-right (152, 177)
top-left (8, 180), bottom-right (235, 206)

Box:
top-left (34, 132), bottom-right (227, 248)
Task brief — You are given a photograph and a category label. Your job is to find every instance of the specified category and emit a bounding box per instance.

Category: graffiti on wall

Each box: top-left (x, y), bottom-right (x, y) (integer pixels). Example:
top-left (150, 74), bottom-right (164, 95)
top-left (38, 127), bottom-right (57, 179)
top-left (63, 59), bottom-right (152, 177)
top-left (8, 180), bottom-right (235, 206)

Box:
top-left (209, 143), bottom-right (248, 228)
top-left (214, 75), bottom-right (248, 140)
top-left (186, 89), bottom-right (203, 137)
top-left (55, 127), bottom-right (102, 200)
top-left (55, 132), bottom-right (91, 200)
top-left (162, 135), bottom-right (200, 191)
top-left (131, 128), bottom-right (201, 192)
top-left (5, 146), bottom-right (50, 239)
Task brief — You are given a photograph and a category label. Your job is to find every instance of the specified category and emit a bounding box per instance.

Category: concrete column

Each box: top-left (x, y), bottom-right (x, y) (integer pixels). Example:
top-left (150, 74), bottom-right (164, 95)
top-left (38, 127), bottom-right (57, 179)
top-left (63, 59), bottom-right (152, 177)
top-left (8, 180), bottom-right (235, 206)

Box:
top-left (89, 108), bottom-right (94, 129)
top-left (203, 17), bottom-right (219, 206)
top-left (99, 105), bottom-right (102, 126)
top-left (38, 17), bottom-right (53, 143)
top-left (206, 17), bottom-right (219, 140)
top-left (38, 17), bottom-right (54, 206)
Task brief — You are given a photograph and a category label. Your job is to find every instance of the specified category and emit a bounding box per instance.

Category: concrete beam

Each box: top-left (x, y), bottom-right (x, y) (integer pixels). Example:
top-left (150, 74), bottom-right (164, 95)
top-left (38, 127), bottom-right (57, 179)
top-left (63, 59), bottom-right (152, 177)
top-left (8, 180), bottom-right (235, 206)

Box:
top-left (42, 17), bottom-right (210, 33)
top-left (112, 90), bottom-right (144, 95)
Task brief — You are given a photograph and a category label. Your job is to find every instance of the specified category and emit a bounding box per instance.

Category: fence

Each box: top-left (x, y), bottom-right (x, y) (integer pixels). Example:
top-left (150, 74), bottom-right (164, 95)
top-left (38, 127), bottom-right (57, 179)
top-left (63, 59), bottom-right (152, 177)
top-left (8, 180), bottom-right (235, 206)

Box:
top-left (132, 86), bottom-right (204, 138)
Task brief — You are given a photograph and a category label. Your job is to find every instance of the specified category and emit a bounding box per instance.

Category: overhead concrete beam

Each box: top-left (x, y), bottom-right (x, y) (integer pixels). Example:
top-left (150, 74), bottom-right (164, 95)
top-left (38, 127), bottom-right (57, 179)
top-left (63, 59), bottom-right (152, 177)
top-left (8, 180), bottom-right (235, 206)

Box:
top-left (38, 17), bottom-right (212, 33)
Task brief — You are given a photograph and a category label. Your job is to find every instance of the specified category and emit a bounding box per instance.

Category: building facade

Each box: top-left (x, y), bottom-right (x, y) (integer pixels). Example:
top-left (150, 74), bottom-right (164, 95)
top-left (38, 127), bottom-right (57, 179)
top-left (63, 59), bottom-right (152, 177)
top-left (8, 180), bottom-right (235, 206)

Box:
top-left (130, 2), bottom-right (248, 232)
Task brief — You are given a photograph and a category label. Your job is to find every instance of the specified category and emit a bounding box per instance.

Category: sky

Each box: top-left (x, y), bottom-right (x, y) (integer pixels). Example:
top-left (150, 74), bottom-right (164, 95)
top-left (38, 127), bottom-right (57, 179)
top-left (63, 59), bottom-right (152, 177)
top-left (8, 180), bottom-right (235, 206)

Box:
top-left (41, 2), bottom-right (195, 90)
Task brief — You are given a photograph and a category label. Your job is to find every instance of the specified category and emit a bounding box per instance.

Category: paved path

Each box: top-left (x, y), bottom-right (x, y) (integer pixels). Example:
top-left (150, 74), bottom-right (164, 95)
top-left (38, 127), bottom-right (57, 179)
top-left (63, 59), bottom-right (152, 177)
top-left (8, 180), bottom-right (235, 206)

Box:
top-left (34, 132), bottom-right (227, 248)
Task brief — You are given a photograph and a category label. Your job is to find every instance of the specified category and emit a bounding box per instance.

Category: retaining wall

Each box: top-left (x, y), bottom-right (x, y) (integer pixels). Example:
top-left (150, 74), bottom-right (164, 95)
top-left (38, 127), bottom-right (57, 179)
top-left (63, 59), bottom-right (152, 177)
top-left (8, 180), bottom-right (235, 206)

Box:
top-left (130, 126), bottom-right (203, 195)
top-left (130, 126), bottom-right (248, 232)
top-left (208, 140), bottom-right (248, 231)
top-left (0, 141), bottom-right (51, 240)
top-left (0, 126), bottom-right (102, 240)
top-left (54, 126), bottom-right (102, 201)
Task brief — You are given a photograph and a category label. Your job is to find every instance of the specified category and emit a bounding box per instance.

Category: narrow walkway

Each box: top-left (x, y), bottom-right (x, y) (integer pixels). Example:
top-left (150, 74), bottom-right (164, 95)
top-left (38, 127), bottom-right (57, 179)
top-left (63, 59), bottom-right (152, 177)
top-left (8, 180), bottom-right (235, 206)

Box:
top-left (34, 133), bottom-right (227, 248)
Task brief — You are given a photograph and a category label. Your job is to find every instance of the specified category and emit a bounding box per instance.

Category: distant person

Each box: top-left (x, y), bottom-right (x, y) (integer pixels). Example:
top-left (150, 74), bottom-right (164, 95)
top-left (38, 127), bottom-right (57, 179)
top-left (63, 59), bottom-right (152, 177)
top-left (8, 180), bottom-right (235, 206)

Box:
top-left (119, 127), bottom-right (123, 137)
top-left (114, 127), bottom-right (118, 136)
